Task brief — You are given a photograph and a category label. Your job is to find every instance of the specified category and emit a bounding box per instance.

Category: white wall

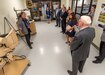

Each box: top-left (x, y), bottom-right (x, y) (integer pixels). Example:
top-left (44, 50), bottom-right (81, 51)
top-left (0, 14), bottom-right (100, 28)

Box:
top-left (61, 0), bottom-right (71, 8)
top-left (61, 0), bottom-right (72, 9)
top-left (66, 0), bottom-right (71, 8)
top-left (92, 0), bottom-right (105, 47)
top-left (0, 0), bottom-right (26, 34)
top-left (61, 0), bottom-right (66, 7)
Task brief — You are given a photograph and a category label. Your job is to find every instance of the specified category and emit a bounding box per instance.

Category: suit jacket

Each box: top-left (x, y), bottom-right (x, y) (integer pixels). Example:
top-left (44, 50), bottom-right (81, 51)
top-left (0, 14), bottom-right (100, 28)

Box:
top-left (18, 18), bottom-right (30, 35)
top-left (70, 27), bottom-right (95, 61)
top-left (98, 24), bottom-right (105, 42)
top-left (55, 8), bottom-right (62, 18)
top-left (61, 11), bottom-right (68, 21)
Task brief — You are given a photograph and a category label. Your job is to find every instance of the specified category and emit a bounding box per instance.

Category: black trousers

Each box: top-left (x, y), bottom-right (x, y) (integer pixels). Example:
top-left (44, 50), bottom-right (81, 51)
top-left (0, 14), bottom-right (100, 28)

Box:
top-left (72, 58), bottom-right (86, 75)
top-left (56, 17), bottom-right (60, 27)
top-left (25, 33), bottom-right (31, 47)
top-left (98, 41), bottom-right (105, 61)
top-left (61, 19), bottom-right (66, 33)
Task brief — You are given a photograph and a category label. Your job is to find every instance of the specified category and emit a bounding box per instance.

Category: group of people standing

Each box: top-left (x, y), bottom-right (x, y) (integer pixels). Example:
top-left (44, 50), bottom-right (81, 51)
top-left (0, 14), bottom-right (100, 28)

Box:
top-left (55, 5), bottom-right (95, 75)
top-left (55, 4), bottom-right (105, 75)
top-left (55, 4), bottom-right (77, 44)
top-left (17, 4), bottom-right (105, 75)
top-left (33, 2), bottom-right (54, 23)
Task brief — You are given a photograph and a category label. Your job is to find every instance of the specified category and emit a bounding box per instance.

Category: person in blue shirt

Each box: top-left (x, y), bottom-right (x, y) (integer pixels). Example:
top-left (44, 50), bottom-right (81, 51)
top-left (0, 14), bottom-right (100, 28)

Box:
top-left (46, 7), bottom-right (51, 24)
top-left (65, 12), bottom-right (77, 45)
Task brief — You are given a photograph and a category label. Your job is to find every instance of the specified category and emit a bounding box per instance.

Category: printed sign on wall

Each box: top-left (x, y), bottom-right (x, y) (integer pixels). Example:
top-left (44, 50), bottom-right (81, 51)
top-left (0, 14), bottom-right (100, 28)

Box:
top-left (26, 0), bottom-right (33, 8)
top-left (98, 4), bottom-right (105, 23)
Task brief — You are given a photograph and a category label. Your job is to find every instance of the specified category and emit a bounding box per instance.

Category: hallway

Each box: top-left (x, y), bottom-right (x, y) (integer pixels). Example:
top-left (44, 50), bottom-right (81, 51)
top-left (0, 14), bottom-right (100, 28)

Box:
top-left (15, 21), bottom-right (105, 75)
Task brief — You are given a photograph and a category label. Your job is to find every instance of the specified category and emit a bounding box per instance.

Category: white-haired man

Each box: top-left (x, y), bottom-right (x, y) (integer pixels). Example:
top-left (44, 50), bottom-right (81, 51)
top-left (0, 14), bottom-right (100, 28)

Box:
top-left (67, 15), bottom-right (95, 75)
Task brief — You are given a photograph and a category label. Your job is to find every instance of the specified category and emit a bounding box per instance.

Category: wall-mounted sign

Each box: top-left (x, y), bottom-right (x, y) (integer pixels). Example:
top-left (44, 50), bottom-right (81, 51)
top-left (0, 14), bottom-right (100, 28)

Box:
top-left (98, 4), bottom-right (105, 23)
top-left (26, 0), bottom-right (33, 8)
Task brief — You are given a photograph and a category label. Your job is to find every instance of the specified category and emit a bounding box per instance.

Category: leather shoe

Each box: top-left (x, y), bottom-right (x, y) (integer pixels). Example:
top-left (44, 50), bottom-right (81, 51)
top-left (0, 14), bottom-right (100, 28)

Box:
top-left (60, 31), bottom-right (63, 33)
top-left (55, 25), bottom-right (58, 27)
top-left (92, 60), bottom-right (102, 64)
top-left (65, 41), bottom-right (70, 44)
top-left (29, 46), bottom-right (33, 49)
top-left (95, 56), bottom-right (100, 59)
top-left (30, 42), bottom-right (33, 44)
top-left (67, 70), bottom-right (73, 75)
top-left (79, 69), bottom-right (83, 73)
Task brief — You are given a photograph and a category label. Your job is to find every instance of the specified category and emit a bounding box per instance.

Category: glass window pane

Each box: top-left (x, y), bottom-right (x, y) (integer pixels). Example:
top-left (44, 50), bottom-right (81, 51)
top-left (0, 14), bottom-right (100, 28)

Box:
top-left (76, 0), bottom-right (83, 14)
top-left (82, 0), bottom-right (91, 14)
top-left (72, 0), bottom-right (76, 12)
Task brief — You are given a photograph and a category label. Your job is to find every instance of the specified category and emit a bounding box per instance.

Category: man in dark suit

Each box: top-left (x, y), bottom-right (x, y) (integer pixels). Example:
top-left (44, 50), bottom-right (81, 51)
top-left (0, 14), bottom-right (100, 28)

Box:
top-left (60, 7), bottom-right (68, 33)
top-left (67, 16), bottom-right (95, 75)
top-left (55, 4), bottom-right (62, 27)
top-left (93, 24), bottom-right (105, 64)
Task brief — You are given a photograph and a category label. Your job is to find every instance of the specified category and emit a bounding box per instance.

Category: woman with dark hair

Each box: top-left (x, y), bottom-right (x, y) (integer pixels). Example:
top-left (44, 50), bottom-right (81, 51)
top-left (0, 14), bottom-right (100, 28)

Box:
top-left (18, 11), bottom-right (33, 49)
top-left (65, 12), bottom-right (77, 44)
top-left (66, 9), bottom-right (72, 23)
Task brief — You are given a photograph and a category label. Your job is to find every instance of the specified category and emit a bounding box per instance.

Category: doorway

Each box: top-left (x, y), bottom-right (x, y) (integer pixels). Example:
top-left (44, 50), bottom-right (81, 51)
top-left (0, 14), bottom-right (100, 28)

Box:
top-left (31, 0), bottom-right (61, 21)
top-left (71, 0), bottom-right (97, 19)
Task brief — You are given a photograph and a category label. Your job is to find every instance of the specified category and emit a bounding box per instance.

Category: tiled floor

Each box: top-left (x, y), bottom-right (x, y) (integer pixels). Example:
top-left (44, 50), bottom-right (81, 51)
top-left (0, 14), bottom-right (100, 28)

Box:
top-left (14, 21), bottom-right (105, 75)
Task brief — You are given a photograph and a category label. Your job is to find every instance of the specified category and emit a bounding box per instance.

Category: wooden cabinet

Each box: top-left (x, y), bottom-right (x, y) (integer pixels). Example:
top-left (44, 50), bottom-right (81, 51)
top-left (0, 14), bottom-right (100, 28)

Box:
top-left (30, 20), bottom-right (37, 35)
